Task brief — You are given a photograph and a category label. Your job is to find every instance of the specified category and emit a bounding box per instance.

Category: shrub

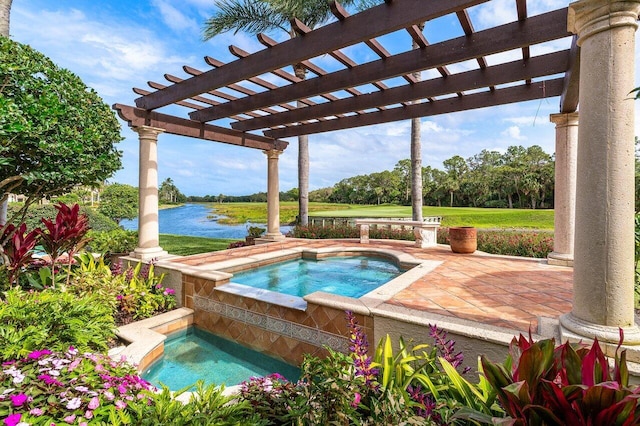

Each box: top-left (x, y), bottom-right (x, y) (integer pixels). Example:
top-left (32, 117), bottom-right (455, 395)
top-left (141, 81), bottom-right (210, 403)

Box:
top-left (7, 204), bottom-right (118, 232)
top-left (292, 224), bottom-right (553, 258)
top-left (0, 347), bottom-right (153, 425)
top-left (0, 288), bottom-right (116, 360)
top-left (129, 381), bottom-right (262, 426)
top-left (290, 224), bottom-right (414, 241)
top-left (459, 331), bottom-right (640, 425)
top-left (70, 255), bottom-right (176, 325)
top-left (438, 228), bottom-right (553, 258)
top-left (86, 228), bottom-right (138, 255)
top-left (227, 240), bottom-right (247, 249)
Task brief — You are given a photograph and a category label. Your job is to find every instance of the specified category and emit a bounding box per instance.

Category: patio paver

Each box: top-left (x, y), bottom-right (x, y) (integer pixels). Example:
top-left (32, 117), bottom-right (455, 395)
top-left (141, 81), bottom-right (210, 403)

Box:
top-left (175, 239), bottom-right (573, 334)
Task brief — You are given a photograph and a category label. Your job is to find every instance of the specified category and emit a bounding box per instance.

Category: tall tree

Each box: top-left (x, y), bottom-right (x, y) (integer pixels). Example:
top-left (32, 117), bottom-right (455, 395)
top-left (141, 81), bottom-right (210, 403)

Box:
top-left (358, 0), bottom-right (423, 220)
top-left (0, 0), bottom-right (12, 225)
top-left (203, 0), bottom-right (355, 226)
top-left (0, 37), bottom-right (122, 238)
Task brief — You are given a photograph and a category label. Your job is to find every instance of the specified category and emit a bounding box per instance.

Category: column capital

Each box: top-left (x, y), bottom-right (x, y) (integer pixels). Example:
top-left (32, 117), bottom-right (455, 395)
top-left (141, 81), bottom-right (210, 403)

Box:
top-left (263, 149), bottom-right (283, 159)
top-left (132, 125), bottom-right (166, 139)
top-left (549, 111), bottom-right (579, 127)
top-left (569, 0), bottom-right (640, 43)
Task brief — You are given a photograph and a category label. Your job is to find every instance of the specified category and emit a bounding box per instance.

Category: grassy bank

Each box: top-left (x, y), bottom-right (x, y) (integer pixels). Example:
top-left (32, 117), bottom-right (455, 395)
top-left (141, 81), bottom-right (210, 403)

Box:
top-left (207, 202), bottom-right (554, 230)
top-left (209, 201), bottom-right (357, 224)
top-left (159, 234), bottom-right (236, 256)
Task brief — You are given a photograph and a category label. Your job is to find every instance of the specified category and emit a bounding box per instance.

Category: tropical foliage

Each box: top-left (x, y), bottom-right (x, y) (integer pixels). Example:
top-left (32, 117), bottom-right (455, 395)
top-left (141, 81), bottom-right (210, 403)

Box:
top-left (0, 36), bottom-right (122, 231)
top-left (290, 224), bottom-right (554, 258)
top-left (98, 183), bottom-right (138, 224)
top-left (313, 146), bottom-right (554, 209)
top-left (159, 178), bottom-right (186, 204)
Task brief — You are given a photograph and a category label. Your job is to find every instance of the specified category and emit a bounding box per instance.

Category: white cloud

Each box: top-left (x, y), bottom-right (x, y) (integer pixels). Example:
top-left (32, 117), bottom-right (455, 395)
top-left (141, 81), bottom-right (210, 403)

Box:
top-left (501, 125), bottom-right (527, 141)
top-left (152, 0), bottom-right (198, 32)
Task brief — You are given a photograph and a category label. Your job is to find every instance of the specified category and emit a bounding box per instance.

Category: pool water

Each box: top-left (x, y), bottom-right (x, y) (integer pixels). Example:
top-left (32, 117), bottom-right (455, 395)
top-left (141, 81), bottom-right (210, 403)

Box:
top-left (143, 327), bottom-right (299, 390)
top-left (231, 256), bottom-right (401, 298)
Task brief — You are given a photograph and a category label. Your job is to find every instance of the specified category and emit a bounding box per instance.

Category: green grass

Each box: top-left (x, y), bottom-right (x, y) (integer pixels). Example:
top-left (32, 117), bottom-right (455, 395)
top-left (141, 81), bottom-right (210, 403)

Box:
top-left (208, 201), bottom-right (358, 225)
top-left (209, 202), bottom-right (554, 229)
top-left (159, 234), bottom-right (237, 256)
top-left (312, 205), bottom-right (554, 230)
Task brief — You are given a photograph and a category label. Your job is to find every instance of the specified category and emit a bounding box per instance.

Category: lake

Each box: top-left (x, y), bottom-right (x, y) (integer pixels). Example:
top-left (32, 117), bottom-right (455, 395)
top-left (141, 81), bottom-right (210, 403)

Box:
top-left (120, 203), bottom-right (292, 239)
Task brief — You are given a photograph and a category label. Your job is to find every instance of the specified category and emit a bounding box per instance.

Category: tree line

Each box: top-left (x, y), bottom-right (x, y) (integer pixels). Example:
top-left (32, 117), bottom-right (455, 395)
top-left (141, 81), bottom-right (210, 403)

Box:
top-left (312, 145), bottom-right (555, 209)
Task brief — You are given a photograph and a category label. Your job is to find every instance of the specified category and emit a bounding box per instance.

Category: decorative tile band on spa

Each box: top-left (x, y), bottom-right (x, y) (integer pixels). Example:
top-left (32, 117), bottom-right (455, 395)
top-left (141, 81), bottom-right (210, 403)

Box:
top-left (194, 295), bottom-right (349, 352)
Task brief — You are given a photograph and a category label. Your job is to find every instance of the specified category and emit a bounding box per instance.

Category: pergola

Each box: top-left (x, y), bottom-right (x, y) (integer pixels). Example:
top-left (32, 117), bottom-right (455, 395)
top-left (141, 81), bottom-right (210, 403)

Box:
top-left (114, 0), bottom-right (640, 347)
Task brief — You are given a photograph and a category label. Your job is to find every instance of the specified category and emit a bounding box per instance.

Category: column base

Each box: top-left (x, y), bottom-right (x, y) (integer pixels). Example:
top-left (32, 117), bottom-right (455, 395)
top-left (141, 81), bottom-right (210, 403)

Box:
top-left (130, 246), bottom-right (169, 260)
top-left (547, 251), bottom-right (574, 267)
top-left (559, 312), bottom-right (640, 345)
top-left (263, 233), bottom-right (286, 241)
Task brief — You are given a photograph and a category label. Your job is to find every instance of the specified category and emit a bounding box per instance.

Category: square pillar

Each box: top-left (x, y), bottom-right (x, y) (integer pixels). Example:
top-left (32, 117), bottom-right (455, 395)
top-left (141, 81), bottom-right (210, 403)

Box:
top-left (131, 126), bottom-right (168, 260)
top-left (560, 0), bottom-right (640, 344)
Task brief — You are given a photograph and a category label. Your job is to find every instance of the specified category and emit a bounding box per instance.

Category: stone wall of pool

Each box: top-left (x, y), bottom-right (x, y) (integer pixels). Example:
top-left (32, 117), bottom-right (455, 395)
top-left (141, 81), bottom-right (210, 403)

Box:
top-left (150, 246), bottom-right (431, 365)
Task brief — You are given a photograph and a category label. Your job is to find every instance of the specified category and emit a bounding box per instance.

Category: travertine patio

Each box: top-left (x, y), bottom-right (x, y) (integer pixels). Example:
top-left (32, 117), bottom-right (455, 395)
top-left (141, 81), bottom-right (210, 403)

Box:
top-left (170, 238), bottom-right (573, 335)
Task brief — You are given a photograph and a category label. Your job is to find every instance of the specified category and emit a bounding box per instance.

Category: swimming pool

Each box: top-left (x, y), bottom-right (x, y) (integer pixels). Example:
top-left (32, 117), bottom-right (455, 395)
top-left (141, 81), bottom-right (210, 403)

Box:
top-left (230, 255), bottom-right (402, 298)
top-left (143, 327), bottom-right (299, 390)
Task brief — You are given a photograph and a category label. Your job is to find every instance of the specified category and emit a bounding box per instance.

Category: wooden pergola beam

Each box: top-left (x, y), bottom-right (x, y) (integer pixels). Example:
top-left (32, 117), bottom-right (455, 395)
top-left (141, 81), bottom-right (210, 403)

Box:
top-left (232, 50), bottom-right (569, 131)
top-left (560, 35), bottom-right (580, 113)
top-left (113, 103), bottom-right (288, 151)
top-left (263, 78), bottom-right (564, 138)
top-left (135, 0), bottom-right (491, 110)
top-left (191, 8), bottom-right (569, 122)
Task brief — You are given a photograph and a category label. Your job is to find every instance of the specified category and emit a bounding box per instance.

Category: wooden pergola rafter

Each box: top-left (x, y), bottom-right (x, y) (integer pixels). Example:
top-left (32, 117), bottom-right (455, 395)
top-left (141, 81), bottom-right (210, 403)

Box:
top-left (117, 0), bottom-right (640, 352)
top-left (114, 0), bottom-right (575, 146)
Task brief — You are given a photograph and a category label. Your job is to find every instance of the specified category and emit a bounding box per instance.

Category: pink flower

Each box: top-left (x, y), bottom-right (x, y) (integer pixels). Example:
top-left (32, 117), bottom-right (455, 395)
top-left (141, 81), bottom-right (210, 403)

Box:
top-left (63, 414), bottom-right (76, 424)
top-left (68, 359), bottom-right (81, 372)
top-left (103, 391), bottom-right (114, 401)
top-left (66, 397), bottom-right (82, 410)
top-left (10, 393), bottom-right (28, 407)
top-left (115, 400), bottom-right (127, 410)
top-left (84, 409), bottom-right (93, 419)
top-left (3, 413), bottom-right (22, 426)
top-left (29, 408), bottom-right (43, 417)
top-left (88, 396), bottom-right (99, 410)
top-left (351, 392), bottom-right (362, 408)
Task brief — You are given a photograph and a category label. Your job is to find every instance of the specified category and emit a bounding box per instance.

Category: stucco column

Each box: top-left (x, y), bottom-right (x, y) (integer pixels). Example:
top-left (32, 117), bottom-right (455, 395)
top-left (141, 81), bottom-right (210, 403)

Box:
top-left (560, 0), bottom-right (640, 344)
top-left (131, 126), bottom-right (168, 260)
top-left (548, 112), bottom-right (579, 267)
top-left (264, 149), bottom-right (285, 240)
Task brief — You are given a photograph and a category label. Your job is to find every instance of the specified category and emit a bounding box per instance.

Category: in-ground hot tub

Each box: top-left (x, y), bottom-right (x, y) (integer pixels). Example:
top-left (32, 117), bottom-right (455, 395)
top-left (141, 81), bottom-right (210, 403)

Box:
top-left (168, 246), bottom-right (442, 365)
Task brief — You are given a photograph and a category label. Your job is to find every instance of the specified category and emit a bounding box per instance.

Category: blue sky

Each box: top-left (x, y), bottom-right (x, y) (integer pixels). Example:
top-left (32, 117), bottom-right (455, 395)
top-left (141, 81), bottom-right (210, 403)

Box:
top-left (9, 0), bottom-right (640, 196)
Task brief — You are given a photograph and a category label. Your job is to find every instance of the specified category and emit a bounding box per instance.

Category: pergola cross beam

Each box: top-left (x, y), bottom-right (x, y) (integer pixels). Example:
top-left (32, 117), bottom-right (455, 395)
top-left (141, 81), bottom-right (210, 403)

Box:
top-left (189, 8), bottom-right (570, 123)
top-left (134, 0), bottom-right (491, 110)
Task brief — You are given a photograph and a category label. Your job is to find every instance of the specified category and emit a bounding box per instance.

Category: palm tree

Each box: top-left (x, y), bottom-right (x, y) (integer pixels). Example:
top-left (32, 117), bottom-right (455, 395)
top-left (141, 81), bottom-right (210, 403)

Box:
top-left (0, 0), bottom-right (11, 38)
top-left (203, 0), bottom-right (355, 226)
top-left (0, 0), bottom-right (12, 226)
top-left (357, 0), bottom-right (423, 220)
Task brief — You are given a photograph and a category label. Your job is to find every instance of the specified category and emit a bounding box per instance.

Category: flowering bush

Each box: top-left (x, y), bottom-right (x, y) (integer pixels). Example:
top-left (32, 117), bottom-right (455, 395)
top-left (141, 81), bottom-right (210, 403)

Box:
top-left (70, 254), bottom-right (176, 326)
top-left (439, 228), bottom-right (553, 258)
top-left (0, 347), bottom-right (153, 425)
top-left (292, 224), bottom-right (553, 258)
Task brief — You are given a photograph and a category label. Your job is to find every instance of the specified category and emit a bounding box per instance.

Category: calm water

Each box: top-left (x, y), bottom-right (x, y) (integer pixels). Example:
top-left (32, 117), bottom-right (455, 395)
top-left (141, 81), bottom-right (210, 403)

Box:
top-left (120, 203), bottom-right (291, 239)
top-left (143, 327), bottom-right (299, 390)
top-left (231, 256), bottom-right (401, 298)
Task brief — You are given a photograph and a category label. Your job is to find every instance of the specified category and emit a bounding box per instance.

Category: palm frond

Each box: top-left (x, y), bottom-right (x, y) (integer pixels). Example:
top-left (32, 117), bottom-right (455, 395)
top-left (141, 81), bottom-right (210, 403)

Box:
top-left (203, 0), bottom-right (289, 39)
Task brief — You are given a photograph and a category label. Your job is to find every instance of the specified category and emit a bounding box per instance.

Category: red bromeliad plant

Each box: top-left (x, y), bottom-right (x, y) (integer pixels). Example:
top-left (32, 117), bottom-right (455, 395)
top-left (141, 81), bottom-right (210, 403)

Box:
top-left (479, 330), bottom-right (640, 425)
top-left (38, 203), bottom-right (90, 287)
top-left (1, 223), bottom-right (39, 286)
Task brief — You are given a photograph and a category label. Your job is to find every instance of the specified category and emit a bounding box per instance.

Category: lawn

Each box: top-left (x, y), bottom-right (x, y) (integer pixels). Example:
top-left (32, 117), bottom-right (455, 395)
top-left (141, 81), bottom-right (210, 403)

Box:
top-left (210, 202), bottom-right (554, 230)
top-left (159, 234), bottom-right (237, 255)
top-left (209, 201), bottom-right (358, 225)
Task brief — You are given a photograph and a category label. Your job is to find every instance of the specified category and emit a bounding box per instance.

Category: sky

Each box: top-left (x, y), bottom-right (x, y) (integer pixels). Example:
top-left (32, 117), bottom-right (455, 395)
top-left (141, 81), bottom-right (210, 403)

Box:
top-left (8, 0), bottom-right (640, 196)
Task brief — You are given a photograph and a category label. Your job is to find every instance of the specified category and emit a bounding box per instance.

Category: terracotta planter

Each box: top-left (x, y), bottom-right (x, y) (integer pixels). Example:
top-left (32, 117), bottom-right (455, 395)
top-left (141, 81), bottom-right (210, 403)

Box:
top-left (449, 227), bottom-right (477, 254)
